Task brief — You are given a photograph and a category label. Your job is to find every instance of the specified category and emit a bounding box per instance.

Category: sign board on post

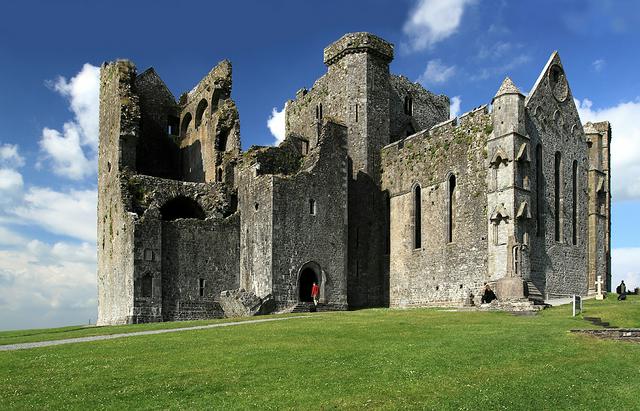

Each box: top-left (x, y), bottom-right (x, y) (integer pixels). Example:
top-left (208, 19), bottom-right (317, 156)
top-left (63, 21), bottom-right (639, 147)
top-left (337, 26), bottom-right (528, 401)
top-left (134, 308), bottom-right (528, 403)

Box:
top-left (572, 295), bottom-right (583, 317)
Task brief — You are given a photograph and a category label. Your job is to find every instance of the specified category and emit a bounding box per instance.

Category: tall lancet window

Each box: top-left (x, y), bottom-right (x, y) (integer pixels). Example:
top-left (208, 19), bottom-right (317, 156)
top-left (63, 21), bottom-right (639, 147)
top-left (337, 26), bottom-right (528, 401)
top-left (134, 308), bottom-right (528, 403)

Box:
top-left (448, 174), bottom-right (456, 243)
top-left (554, 151), bottom-right (562, 242)
top-left (413, 185), bottom-right (421, 249)
top-left (572, 160), bottom-right (578, 245)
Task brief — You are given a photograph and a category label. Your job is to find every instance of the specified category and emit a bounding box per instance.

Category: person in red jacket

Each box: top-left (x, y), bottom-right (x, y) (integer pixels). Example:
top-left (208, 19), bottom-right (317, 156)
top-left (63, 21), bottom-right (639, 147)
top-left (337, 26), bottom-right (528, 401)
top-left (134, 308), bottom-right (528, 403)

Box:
top-left (311, 282), bottom-right (320, 306)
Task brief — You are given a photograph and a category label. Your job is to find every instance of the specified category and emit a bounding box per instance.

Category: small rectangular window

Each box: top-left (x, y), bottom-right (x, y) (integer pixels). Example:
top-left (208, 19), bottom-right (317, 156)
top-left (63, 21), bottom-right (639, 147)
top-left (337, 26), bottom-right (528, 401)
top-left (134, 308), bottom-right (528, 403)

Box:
top-left (309, 199), bottom-right (316, 215)
top-left (167, 116), bottom-right (180, 136)
top-left (198, 278), bottom-right (206, 297)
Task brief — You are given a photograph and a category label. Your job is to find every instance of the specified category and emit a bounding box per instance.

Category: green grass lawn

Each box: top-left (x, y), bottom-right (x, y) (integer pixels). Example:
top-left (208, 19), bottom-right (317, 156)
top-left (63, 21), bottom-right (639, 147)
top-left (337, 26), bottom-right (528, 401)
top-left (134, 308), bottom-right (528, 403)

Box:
top-left (0, 313), bottom-right (302, 346)
top-left (1, 296), bottom-right (639, 410)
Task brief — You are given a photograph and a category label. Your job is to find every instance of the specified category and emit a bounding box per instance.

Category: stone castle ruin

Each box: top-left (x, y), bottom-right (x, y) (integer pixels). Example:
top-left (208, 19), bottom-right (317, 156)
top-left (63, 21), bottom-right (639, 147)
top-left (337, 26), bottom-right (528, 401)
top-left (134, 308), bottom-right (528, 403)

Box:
top-left (97, 33), bottom-right (611, 325)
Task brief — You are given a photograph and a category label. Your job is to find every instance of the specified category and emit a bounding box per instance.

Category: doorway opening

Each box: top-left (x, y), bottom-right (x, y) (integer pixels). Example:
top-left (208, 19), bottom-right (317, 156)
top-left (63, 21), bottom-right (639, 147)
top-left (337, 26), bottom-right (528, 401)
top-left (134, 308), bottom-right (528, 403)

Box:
top-left (299, 267), bottom-right (319, 302)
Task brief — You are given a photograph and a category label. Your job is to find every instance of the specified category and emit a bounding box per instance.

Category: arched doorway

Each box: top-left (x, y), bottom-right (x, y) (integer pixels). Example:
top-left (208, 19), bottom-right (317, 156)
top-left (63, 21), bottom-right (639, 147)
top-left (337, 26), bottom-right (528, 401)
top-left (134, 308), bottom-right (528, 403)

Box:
top-left (298, 267), bottom-right (319, 302)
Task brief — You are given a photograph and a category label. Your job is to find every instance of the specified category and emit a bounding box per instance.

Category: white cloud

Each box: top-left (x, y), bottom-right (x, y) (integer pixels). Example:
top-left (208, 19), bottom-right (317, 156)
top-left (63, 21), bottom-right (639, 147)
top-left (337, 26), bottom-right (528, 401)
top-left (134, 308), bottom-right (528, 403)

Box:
top-left (418, 59), bottom-right (456, 85)
top-left (40, 63), bottom-right (100, 180)
top-left (0, 239), bottom-right (96, 330)
top-left (592, 59), bottom-right (605, 72)
top-left (0, 225), bottom-right (26, 246)
top-left (0, 168), bottom-right (23, 192)
top-left (0, 143), bottom-right (25, 168)
top-left (267, 105), bottom-right (286, 146)
top-left (0, 168), bottom-right (24, 205)
top-left (450, 96), bottom-right (462, 119)
top-left (403, 0), bottom-right (476, 52)
top-left (611, 247), bottom-right (640, 291)
top-left (12, 187), bottom-right (97, 243)
top-left (50, 63), bottom-right (100, 149)
top-left (575, 97), bottom-right (640, 200)
top-left (40, 126), bottom-right (95, 180)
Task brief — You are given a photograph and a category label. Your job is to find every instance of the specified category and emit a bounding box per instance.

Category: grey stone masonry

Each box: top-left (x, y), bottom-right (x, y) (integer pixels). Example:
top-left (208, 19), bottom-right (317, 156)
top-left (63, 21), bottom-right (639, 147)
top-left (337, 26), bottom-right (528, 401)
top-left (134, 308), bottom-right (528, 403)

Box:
top-left (97, 33), bottom-right (611, 325)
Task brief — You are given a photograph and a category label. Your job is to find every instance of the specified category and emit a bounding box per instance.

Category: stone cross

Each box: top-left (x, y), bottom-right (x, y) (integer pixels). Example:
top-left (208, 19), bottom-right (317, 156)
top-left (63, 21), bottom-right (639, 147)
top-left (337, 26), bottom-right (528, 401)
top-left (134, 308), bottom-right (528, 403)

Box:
top-left (595, 275), bottom-right (604, 300)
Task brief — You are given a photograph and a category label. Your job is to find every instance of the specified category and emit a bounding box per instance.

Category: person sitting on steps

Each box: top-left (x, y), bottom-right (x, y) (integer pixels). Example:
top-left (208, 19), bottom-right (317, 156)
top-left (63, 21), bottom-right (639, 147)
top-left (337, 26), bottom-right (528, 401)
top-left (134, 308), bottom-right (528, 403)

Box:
top-left (481, 284), bottom-right (497, 304)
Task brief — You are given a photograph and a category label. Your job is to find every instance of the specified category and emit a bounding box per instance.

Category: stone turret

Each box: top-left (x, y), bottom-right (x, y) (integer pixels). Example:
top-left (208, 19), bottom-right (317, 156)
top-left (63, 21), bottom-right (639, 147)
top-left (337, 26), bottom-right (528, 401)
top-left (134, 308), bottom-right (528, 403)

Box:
top-left (488, 77), bottom-right (531, 299)
top-left (584, 121), bottom-right (612, 293)
top-left (492, 77), bottom-right (526, 138)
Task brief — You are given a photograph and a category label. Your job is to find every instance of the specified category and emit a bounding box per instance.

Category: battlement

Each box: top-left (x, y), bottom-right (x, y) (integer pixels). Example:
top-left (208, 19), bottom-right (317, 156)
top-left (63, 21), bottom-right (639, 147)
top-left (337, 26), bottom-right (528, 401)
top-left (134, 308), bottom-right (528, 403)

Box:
top-left (323, 32), bottom-right (394, 66)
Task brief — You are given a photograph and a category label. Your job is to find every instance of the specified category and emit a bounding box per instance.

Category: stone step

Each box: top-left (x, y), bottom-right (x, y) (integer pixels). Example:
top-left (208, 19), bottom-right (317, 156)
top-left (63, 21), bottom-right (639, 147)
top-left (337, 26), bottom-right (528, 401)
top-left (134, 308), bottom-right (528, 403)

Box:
top-left (291, 302), bottom-right (328, 313)
top-left (583, 316), bottom-right (616, 328)
top-left (524, 281), bottom-right (545, 305)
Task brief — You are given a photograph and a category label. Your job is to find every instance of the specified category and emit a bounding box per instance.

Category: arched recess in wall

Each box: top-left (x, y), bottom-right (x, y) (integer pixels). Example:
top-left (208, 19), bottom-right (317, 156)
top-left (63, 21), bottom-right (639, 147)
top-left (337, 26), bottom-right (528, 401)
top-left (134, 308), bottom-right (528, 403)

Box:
top-left (297, 261), bottom-right (325, 302)
top-left (490, 205), bottom-right (509, 246)
top-left (216, 130), bottom-right (229, 152)
top-left (490, 149), bottom-right (508, 191)
top-left (180, 112), bottom-right (192, 137)
top-left (404, 95), bottom-right (413, 115)
top-left (195, 99), bottom-right (208, 129)
top-left (160, 196), bottom-right (205, 221)
top-left (211, 88), bottom-right (222, 114)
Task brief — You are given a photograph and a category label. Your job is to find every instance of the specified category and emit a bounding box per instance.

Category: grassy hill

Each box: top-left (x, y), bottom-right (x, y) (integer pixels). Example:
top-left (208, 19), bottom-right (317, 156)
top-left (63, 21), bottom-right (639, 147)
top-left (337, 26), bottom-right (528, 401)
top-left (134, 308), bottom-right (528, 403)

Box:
top-left (1, 296), bottom-right (639, 410)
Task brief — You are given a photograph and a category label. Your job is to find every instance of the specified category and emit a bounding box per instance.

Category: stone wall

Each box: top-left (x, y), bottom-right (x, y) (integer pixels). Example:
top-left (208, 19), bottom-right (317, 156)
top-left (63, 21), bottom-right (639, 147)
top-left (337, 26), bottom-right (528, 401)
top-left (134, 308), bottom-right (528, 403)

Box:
top-left (177, 60), bottom-right (240, 184)
top-left (389, 75), bottom-right (449, 143)
top-left (270, 121), bottom-right (349, 309)
top-left (97, 60), bottom-right (140, 325)
top-left (524, 53), bottom-right (589, 298)
top-left (123, 174), bottom-right (238, 322)
top-left (238, 167), bottom-right (275, 298)
top-left (98, 33), bottom-right (609, 324)
top-left (381, 108), bottom-right (491, 306)
top-left (160, 215), bottom-right (240, 321)
top-left (134, 68), bottom-right (180, 180)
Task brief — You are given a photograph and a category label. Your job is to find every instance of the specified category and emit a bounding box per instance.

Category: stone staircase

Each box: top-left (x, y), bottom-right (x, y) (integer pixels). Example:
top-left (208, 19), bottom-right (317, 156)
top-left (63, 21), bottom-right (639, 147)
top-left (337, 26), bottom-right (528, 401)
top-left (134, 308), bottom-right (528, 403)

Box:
top-left (583, 316), bottom-right (615, 328)
top-left (524, 281), bottom-right (546, 305)
top-left (291, 302), bottom-right (329, 313)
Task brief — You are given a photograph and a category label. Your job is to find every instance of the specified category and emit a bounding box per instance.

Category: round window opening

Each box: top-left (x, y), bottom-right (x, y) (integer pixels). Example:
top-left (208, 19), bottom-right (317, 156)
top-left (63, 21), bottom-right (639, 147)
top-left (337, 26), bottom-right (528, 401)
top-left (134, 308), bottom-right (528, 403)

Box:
top-left (548, 64), bottom-right (568, 102)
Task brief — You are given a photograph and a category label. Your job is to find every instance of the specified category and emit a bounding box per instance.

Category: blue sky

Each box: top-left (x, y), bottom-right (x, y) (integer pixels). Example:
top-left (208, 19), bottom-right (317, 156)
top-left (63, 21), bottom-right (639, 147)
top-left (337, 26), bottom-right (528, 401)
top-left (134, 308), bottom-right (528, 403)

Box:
top-left (1, 0), bottom-right (639, 330)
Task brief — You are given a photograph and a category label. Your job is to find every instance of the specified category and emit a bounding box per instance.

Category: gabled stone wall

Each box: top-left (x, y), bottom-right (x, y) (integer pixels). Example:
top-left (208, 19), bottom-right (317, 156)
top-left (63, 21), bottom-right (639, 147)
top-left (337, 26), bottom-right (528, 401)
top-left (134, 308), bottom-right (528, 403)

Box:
top-left (381, 108), bottom-right (491, 306)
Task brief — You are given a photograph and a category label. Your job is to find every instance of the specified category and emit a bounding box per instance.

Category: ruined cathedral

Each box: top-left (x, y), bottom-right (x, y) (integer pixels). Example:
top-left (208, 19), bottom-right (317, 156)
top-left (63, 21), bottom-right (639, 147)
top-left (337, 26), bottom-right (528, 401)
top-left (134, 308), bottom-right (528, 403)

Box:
top-left (97, 33), bottom-right (611, 325)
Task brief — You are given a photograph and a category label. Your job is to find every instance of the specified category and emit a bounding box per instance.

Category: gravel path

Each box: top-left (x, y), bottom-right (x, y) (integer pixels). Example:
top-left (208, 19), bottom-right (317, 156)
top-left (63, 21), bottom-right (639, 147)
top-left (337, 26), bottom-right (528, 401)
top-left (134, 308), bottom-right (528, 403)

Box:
top-left (0, 315), bottom-right (311, 352)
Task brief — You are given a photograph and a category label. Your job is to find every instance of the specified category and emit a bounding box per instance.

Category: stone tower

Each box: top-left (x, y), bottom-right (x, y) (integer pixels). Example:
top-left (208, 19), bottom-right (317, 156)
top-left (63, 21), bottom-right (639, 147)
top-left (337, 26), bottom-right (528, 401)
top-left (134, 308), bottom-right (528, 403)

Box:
top-left (97, 61), bottom-right (144, 325)
top-left (324, 33), bottom-right (394, 307)
top-left (487, 78), bottom-right (532, 298)
top-left (584, 121), bottom-right (612, 292)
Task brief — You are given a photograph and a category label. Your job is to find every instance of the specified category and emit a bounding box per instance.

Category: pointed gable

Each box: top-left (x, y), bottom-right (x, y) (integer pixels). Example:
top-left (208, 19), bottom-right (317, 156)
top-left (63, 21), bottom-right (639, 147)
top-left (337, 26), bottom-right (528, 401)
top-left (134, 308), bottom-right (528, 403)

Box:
top-left (136, 67), bottom-right (176, 102)
top-left (524, 51), bottom-right (584, 139)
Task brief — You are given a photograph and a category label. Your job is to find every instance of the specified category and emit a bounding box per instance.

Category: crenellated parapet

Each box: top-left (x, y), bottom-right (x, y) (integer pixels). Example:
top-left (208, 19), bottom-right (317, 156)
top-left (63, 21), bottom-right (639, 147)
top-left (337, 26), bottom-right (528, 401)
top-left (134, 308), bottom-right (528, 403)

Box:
top-left (323, 32), bottom-right (394, 66)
